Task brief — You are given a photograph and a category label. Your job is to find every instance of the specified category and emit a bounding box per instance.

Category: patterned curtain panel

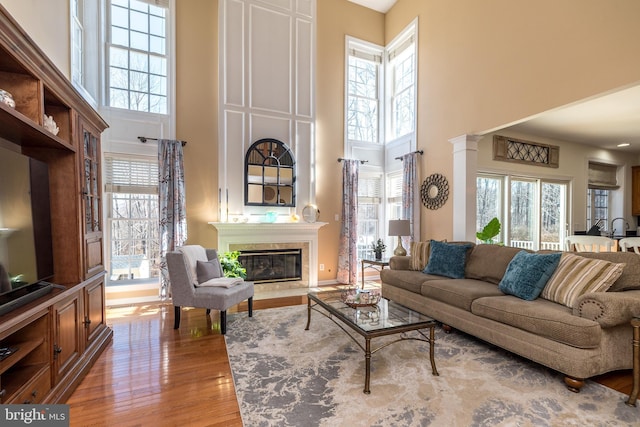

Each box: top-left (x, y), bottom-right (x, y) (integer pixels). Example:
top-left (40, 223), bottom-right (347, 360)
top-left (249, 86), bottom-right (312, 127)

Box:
top-left (401, 152), bottom-right (420, 251)
top-left (158, 139), bottom-right (187, 298)
top-left (336, 160), bottom-right (359, 285)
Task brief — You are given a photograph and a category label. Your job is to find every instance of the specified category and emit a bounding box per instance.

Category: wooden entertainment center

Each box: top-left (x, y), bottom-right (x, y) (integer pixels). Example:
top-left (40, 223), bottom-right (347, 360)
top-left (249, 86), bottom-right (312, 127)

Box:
top-left (0, 5), bottom-right (112, 403)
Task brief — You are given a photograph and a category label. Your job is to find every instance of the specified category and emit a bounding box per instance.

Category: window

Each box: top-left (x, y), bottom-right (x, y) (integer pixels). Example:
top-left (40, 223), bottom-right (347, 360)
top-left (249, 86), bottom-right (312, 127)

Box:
top-left (105, 156), bottom-right (160, 285)
top-left (357, 174), bottom-right (383, 261)
top-left (107, 0), bottom-right (168, 113)
top-left (386, 171), bottom-right (403, 221)
top-left (477, 173), bottom-right (568, 251)
top-left (346, 40), bottom-right (382, 144)
top-left (70, 0), bottom-right (100, 104)
top-left (387, 32), bottom-right (416, 140)
top-left (587, 189), bottom-right (610, 232)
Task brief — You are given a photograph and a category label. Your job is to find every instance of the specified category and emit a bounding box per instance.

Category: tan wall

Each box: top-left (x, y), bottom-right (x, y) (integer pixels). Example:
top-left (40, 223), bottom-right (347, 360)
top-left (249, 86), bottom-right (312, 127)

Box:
top-left (315, 0), bottom-right (384, 280)
top-left (386, 0), bottom-right (640, 241)
top-left (175, 0), bottom-right (219, 250)
top-left (2, 0), bottom-right (70, 77)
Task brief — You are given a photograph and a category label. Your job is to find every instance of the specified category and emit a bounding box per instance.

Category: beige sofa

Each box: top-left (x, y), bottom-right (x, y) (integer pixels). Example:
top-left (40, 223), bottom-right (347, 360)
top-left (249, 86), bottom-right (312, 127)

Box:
top-left (380, 243), bottom-right (640, 392)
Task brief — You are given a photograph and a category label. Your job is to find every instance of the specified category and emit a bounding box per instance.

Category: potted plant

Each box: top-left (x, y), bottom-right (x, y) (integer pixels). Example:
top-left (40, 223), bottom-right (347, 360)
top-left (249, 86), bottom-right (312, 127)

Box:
top-left (372, 239), bottom-right (386, 260)
top-left (476, 217), bottom-right (502, 244)
top-left (219, 251), bottom-right (247, 279)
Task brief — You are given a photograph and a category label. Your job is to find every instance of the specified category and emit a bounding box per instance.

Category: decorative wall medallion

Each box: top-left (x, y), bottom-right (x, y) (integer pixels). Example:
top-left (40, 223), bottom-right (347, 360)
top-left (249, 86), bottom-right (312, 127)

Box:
top-left (421, 173), bottom-right (449, 210)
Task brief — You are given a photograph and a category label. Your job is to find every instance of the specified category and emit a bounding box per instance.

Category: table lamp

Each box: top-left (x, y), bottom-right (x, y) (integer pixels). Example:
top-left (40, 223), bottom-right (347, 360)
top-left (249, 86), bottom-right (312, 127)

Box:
top-left (388, 219), bottom-right (411, 256)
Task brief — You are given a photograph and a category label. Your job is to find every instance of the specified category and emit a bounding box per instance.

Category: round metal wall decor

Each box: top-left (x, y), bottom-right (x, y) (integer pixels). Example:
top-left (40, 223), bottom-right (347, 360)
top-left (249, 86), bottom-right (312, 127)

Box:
top-left (421, 173), bottom-right (449, 210)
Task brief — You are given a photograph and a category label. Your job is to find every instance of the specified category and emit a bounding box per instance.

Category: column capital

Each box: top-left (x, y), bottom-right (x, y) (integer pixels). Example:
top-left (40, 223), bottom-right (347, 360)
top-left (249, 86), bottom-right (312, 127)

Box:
top-left (449, 134), bottom-right (482, 151)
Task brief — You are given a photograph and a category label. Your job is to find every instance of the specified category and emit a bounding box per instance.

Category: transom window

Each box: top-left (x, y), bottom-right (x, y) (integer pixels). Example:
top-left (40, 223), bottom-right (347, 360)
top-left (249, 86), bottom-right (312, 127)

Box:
top-left (107, 0), bottom-right (168, 113)
top-left (346, 42), bottom-right (382, 144)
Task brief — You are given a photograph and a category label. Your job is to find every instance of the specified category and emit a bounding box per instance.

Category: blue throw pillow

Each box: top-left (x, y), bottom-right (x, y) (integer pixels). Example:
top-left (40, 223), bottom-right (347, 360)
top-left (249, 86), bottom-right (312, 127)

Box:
top-left (423, 240), bottom-right (473, 279)
top-left (498, 251), bottom-right (562, 300)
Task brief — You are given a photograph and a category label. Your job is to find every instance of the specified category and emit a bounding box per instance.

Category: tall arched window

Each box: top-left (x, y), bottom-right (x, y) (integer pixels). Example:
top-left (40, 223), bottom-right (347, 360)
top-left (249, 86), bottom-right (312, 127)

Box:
top-left (245, 139), bottom-right (296, 207)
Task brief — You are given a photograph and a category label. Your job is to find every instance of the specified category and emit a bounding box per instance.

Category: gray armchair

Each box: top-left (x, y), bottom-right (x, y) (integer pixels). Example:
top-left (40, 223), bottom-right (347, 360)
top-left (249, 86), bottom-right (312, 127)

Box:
top-left (166, 246), bottom-right (254, 334)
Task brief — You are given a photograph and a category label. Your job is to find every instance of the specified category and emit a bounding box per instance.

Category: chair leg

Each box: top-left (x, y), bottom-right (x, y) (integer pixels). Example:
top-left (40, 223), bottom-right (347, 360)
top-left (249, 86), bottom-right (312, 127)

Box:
top-left (173, 306), bottom-right (181, 329)
top-left (221, 310), bottom-right (227, 335)
top-left (248, 297), bottom-right (253, 317)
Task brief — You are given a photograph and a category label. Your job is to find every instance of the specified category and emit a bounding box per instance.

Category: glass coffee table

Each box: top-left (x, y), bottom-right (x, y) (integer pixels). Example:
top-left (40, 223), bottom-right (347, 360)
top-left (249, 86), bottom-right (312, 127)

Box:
top-left (305, 289), bottom-right (439, 394)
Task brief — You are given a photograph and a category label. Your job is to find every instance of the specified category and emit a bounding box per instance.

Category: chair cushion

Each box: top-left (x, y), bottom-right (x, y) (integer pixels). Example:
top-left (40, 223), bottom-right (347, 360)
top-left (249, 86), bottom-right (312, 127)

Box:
top-left (178, 245), bottom-right (208, 285)
top-left (498, 251), bottom-right (561, 300)
top-left (541, 253), bottom-right (625, 308)
top-left (196, 259), bottom-right (222, 283)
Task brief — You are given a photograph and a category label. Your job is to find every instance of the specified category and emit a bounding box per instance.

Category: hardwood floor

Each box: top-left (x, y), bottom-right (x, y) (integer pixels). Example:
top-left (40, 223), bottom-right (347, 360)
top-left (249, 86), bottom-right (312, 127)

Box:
top-left (66, 295), bottom-right (634, 426)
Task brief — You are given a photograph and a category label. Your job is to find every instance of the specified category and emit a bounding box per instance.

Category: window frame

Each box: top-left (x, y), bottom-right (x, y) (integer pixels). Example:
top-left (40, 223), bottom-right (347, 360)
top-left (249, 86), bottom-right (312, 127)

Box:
top-left (477, 172), bottom-right (569, 251)
top-left (385, 19), bottom-right (417, 145)
top-left (104, 154), bottom-right (160, 287)
top-left (105, 0), bottom-right (170, 114)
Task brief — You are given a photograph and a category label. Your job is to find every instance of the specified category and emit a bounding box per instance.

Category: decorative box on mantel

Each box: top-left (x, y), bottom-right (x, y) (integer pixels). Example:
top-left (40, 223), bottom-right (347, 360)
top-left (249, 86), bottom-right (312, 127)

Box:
top-left (209, 222), bottom-right (327, 288)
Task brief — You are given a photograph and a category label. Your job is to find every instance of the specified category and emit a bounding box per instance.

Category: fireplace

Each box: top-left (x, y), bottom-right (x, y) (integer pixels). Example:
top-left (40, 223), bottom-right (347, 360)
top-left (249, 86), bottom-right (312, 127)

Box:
top-left (209, 222), bottom-right (327, 289)
top-left (239, 249), bottom-right (302, 283)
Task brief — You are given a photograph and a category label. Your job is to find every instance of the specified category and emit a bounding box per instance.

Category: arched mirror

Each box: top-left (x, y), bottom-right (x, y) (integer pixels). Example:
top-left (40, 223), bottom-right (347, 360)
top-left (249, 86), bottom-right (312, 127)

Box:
top-left (245, 138), bottom-right (296, 207)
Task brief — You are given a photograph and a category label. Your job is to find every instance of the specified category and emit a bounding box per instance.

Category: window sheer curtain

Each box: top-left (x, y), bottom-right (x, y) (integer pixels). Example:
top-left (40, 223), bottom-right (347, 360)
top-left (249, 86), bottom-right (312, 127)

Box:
top-left (336, 160), bottom-right (359, 285)
top-left (158, 139), bottom-right (187, 299)
top-left (401, 152), bottom-right (420, 249)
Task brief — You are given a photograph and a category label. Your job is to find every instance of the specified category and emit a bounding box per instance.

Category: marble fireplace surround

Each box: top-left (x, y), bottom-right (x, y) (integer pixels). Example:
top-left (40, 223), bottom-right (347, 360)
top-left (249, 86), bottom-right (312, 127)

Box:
top-left (209, 222), bottom-right (327, 290)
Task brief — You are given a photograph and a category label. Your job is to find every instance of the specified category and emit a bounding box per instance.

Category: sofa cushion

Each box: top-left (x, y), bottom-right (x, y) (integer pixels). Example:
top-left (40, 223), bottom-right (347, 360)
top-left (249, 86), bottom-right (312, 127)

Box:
top-left (424, 240), bottom-right (473, 279)
top-left (573, 252), bottom-right (640, 291)
top-left (498, 252), bottom-right (562, 300)
top-left (421, 279), bottom-right (505, 311)
top-left (541, 253), bottom-right (625, 308)
top-left (409, 241), bottom-right (431, 271)
top-left (471, 296), bottom-right (602, 348)
top-left (465, 244), bottom-right (523, 285)
top-left (380, 269), bottom-right (443, 294)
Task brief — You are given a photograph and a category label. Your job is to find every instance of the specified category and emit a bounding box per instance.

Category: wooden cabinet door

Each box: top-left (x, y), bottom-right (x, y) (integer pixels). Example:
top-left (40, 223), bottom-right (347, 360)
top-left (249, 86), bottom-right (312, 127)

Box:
top-left (79, 118), bottom-right (104, 279)
top-left (84, 276), bottom-right (106, 346)
top-left (52, 293), bottom-right (82, 385)
top-left (633, 166), bottom-right (640, 216)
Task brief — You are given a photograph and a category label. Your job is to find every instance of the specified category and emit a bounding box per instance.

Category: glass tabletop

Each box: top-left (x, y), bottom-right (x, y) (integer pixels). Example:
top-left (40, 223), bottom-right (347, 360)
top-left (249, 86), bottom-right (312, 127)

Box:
top-left (307, 289), bottom-right (434, 333)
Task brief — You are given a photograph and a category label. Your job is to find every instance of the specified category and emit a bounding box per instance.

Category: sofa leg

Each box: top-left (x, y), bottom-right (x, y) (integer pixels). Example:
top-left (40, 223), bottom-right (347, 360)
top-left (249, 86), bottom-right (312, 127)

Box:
top-left (173, 306), bottom-right (181, 329)
top-left (442, 324), bottom-right (452, 334)
top-left (248, 297), bottom-right (253, 317)
top-left (564, 376), bottom-right (585, 393)
top-left (221, 310), bottom-right (227, 335)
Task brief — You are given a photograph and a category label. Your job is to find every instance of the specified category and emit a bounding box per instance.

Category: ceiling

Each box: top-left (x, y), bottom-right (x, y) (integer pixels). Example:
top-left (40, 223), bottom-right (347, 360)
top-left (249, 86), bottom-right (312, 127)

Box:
top-left (348, 0), bottom-right (397, 13)
top-left (499, 85), bottom-right (640, 152)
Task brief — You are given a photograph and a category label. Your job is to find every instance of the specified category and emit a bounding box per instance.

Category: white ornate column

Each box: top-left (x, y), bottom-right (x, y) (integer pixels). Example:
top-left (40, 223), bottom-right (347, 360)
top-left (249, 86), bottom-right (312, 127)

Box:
top-left (449, 134), bottom-right (482, 241)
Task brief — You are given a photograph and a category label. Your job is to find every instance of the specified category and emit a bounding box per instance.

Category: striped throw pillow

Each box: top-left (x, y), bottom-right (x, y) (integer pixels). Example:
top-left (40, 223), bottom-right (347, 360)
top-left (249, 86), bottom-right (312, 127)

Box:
top-left (541, 253), bottom-right (625, 308)
top-left (410, 241), bottom-right (431, 271)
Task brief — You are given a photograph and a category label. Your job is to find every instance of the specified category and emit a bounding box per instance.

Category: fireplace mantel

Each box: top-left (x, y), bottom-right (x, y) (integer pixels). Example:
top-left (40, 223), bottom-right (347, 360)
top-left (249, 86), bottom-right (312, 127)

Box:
top-left (208, 222), bottom-right (327, 287)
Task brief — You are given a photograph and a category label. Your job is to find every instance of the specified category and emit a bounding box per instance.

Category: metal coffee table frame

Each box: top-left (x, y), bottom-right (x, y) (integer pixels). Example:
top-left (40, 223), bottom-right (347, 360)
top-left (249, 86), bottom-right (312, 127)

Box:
top-left (306, 290), bottom-right (439, 394)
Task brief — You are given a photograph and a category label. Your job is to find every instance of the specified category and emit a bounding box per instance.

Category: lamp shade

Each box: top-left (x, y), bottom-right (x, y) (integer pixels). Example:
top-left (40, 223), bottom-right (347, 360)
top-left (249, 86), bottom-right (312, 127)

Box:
top-left (388, 219), bottom-right (411, 237)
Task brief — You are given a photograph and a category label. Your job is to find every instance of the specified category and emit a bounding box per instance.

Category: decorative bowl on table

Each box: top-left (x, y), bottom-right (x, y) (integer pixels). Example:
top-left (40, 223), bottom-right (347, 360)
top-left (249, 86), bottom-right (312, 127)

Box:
top-left (340, 287), bottom-right (381, 308)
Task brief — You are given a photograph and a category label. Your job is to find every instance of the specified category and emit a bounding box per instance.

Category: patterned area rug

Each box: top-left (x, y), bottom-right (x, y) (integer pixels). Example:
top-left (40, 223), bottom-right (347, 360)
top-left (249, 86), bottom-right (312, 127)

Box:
top-left (225, 305), bottom-right (640, 426)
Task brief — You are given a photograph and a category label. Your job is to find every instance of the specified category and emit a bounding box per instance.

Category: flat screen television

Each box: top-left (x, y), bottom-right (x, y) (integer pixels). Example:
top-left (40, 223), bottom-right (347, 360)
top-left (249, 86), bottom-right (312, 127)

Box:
top-left (0, 141), bottom-right (54, 304)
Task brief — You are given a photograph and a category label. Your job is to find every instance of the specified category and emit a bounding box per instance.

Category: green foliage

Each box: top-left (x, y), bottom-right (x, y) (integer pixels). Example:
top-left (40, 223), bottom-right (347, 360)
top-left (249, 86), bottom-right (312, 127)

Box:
top-left (476, 217), bottom-right (502, 244)
top-left (219, 251), bottom-right (247, 279)
top-left (372, 238), bottom-right (386, 254)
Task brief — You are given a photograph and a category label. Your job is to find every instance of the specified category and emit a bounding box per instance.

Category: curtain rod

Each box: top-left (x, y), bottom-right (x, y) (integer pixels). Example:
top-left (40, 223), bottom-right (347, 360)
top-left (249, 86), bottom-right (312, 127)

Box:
top-left (395, 149), bottom-right (423, 160)
top-left (337, 158), bottom-right (368, 164)
top-left (138, 136), bottom-right (187, 146)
